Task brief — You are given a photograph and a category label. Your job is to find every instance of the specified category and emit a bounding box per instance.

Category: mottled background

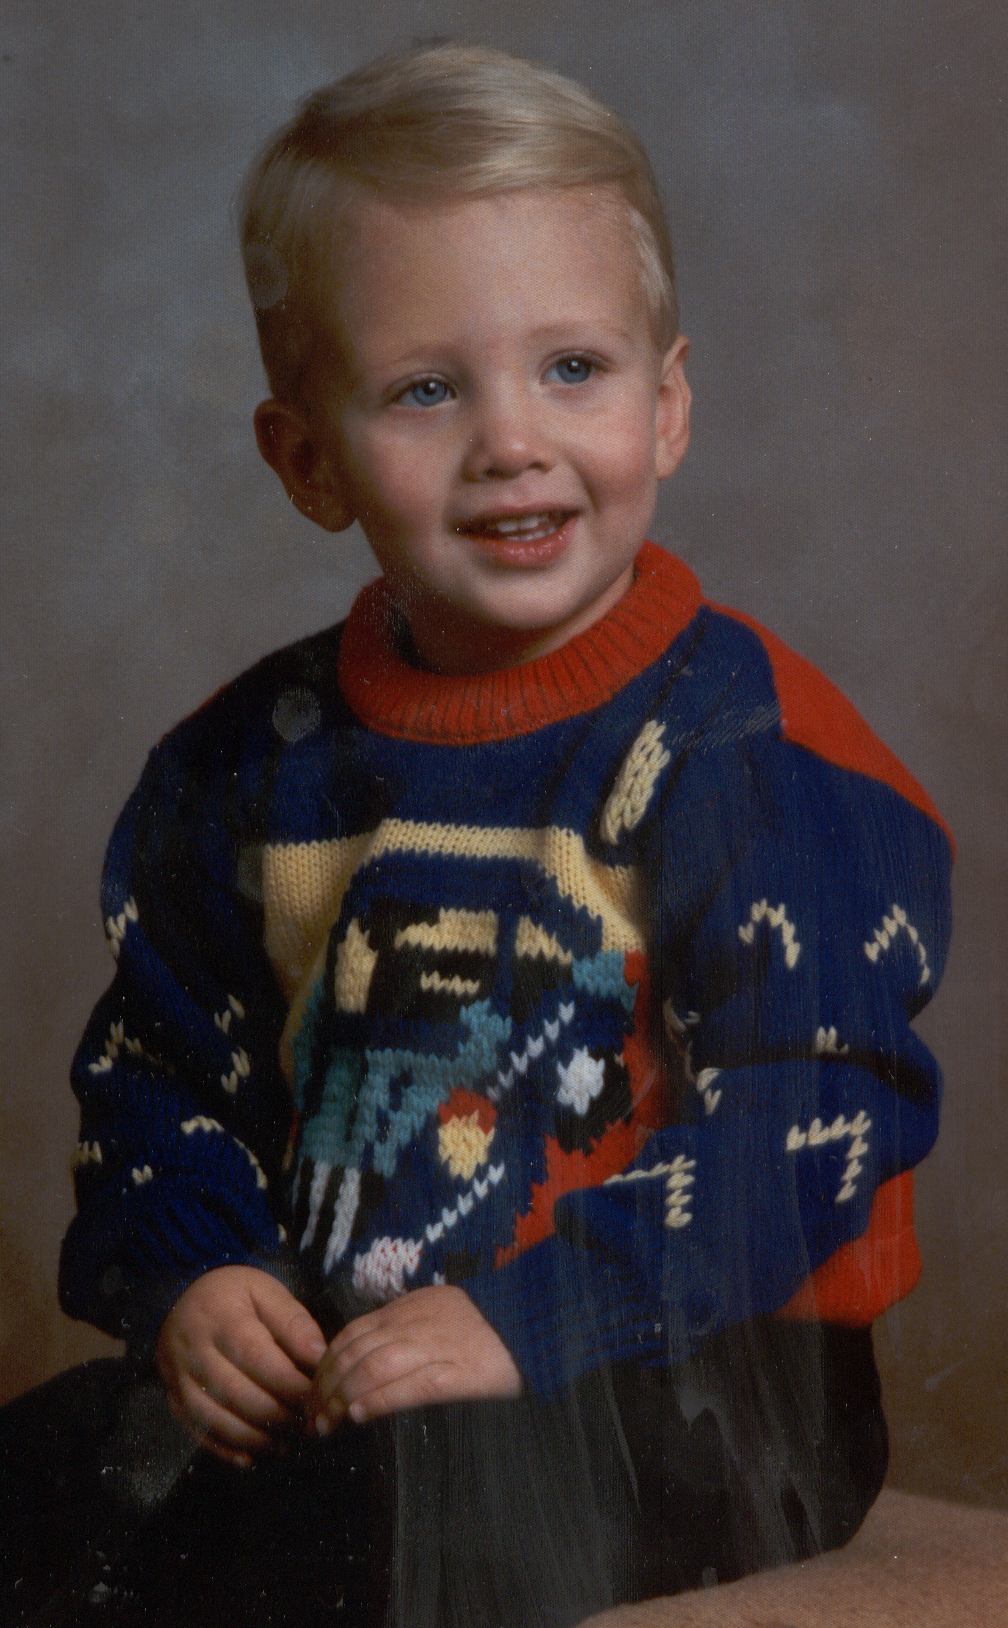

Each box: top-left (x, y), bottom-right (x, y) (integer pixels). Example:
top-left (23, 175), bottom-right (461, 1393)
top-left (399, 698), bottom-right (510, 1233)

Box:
top-left (3, 0), bottom-right (1005, 1506)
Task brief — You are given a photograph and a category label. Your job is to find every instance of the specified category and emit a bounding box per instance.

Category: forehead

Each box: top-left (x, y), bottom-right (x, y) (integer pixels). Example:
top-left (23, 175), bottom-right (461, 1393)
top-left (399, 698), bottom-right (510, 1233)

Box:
top-left (316, 187), bottom-right (648, 371)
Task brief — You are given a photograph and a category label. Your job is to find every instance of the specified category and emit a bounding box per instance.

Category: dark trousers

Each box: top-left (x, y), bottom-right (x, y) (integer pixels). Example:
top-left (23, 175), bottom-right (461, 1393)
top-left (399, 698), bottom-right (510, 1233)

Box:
top-left (0, 1320), bottom-right (888, 1628)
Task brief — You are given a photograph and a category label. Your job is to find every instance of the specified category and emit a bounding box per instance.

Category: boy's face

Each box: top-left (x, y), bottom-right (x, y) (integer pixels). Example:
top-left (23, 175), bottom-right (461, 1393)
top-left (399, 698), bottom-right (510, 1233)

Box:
top-left (258, 187), bottom-right (690, 673)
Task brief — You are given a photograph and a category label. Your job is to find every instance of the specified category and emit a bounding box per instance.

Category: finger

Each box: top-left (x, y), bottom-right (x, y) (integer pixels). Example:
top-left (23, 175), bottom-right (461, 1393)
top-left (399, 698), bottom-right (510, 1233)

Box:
top-left (250, 1281), bottom-right (328, 1373)
top-left (322, 1322), bottom-right (400, 1381)
top-left (177, 1371), bottom-right (274, 1455)
top-left (322, 1338), bottom-right (434, 1418)
top-left (195, 1345), bottom-right (298, 1433)
top-left (216, 1318), bottom-right (315, 1412)
top-left (322, 1300), bottom-right (413, 1361)
top-left (309, 1339), bottom-right (419, 1432)
top-left (345, 1360), bottom-right (459, 1422)
top-left (202, 1438), bottom-right (255, 1470)
top-left (308, 1327), bottom-right (412, 1417)
top-left (165, 1388), bottom-right (259, 1468)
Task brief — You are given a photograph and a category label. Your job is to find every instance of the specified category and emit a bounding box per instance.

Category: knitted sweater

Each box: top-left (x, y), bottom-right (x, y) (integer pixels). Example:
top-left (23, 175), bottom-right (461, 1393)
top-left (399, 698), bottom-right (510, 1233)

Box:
top-left (59, 544), bottom-right (953, 1395)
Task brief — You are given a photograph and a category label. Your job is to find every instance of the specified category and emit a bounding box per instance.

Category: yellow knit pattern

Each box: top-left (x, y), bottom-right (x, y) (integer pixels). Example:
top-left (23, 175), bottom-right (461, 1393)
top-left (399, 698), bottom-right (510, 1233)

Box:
top-left (263, 835), bottom-right (371, 998)
top-left (600, 720), bottom-right (671, 844)
top-left (438, 1113), bottom-right (496, 1181)
top-left (333, 919), bottom-right (378, 1013)
top-left (264, 824), bottom-right (642, 982)
top-left (514, 917), bottom-right (574, 964)
top-left (394, 908), bottom-right (499, 955)
top-left (270, 821), bottom-right (644, 1079)
top-left (419, 970), bottom-right (483, 997)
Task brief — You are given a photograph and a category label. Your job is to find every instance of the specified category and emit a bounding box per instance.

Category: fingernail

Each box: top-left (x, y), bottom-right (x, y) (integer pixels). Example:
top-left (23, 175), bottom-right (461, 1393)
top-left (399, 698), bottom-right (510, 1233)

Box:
top-left (349, 1401), bottom-right (365, 1424)
top-left (315, 1414), bottom-right (331, 1437)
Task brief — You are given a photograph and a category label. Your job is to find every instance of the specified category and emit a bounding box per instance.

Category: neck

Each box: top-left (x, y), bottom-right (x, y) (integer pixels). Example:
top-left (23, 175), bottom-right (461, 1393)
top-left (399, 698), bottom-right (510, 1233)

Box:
top-left (402, 564), bottom-right (637, 675)
top-left (337, 542), bottom-right (706, 745)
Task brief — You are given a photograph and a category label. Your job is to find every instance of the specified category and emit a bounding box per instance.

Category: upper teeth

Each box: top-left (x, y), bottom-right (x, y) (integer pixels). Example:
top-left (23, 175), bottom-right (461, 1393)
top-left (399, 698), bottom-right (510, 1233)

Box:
top-left (481, 513), bottom-right (558, 535)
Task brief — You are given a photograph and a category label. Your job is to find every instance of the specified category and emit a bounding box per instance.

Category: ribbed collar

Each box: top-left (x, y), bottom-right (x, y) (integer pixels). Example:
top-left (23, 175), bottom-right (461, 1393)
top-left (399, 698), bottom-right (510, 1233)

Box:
top-left (337, 541), bottom-right (704, 744)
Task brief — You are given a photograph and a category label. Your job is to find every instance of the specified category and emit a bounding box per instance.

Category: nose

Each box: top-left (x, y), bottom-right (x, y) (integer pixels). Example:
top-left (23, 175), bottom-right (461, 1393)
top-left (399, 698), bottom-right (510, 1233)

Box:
top-left (461, 385), bottom-right (553, 481)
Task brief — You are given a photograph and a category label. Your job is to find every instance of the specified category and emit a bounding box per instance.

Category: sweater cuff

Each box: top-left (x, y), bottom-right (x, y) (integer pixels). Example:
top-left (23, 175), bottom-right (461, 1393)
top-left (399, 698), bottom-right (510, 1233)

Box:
top-left (121, 1245), bottom-right (313, 1364)
top-left (462, 1236), bottom-right (664, 1395)
top-left (60, 1186), bottom-right (308, 1364)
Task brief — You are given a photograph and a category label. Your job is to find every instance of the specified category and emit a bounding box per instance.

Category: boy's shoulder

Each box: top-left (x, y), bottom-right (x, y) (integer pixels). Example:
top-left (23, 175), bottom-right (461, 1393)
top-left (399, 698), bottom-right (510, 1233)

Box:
top-left (108, 619), bottom-right (351, 879)
top-left (700, 599), bottom-right (948, 840)
top-left (164, 618), bottom-right (349, 756)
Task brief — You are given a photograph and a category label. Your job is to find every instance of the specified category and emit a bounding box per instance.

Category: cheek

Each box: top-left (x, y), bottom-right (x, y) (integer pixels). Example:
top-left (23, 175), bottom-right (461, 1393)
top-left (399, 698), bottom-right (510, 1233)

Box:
top-left (350, 436), bottom-right (437, 530)
top-left (589, 412), bottom-right (657, 506)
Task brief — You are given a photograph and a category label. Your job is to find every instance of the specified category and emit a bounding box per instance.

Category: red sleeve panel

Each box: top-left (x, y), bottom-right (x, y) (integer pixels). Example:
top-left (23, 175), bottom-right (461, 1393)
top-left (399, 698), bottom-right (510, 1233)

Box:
top-left (717, 605), bottom-right (951, 1325)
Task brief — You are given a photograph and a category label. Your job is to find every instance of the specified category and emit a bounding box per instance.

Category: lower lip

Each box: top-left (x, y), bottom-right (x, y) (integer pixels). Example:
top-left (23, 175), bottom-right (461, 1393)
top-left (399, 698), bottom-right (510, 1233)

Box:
top-left (460, 514), bottom-right (577, 569)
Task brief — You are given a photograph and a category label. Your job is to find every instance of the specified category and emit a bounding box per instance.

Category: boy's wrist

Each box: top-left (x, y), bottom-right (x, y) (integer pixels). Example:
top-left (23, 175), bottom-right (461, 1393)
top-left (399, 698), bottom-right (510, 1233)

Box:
top-left (123, 1243), bottom-right (307, 1368)
top-left (462, 1237), bottom-right (659, 1397)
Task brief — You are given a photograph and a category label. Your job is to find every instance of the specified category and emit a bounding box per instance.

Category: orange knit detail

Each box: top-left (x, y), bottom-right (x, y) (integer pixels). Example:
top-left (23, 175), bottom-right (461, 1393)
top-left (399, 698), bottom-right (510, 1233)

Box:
top-left (777, 1171), bottom-right (921, 1324)
top-left (338, 544), bottom-right (704, 743)
top-left (496, 1122), bottom-right (642, 1264)
top-left (716, 609), bottom-right (954, 853)
top-left (621, 951), bottom-right (668, 1135)
top-left (496, 953), bottom-right (665, 1264)
top-left (437, 1090), bottom-right (498, 1135)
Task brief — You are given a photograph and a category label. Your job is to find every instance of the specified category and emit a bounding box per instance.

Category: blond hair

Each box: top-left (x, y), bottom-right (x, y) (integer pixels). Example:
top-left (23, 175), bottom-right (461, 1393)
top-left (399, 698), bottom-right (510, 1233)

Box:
top-left (239, 42), bottom-right (678, 403)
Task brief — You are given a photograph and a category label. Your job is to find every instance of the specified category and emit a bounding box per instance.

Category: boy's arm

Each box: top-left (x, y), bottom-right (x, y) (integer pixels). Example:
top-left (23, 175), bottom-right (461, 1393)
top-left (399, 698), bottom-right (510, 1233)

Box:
top-left (58, 686), bottom-right (305, 1366)
top-left (306, 1283), bottom-right (522, 1429)
top-left (466, 622), bottom-right (953, 1394)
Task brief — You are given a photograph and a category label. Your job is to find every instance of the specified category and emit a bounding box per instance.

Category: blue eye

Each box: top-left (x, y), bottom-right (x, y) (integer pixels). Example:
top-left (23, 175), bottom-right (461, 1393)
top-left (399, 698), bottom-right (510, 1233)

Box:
top-left (405, 378), bottom-right (451, 407)
top-left (550, 356), bottom-right (594, 385)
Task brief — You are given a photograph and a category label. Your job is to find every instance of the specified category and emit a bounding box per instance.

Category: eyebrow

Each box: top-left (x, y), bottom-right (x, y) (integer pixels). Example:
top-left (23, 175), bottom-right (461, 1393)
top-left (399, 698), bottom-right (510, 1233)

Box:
top-left (524, 320), bottom-right (637, 347)
top-left (362, 320), bottom-right (639, 381)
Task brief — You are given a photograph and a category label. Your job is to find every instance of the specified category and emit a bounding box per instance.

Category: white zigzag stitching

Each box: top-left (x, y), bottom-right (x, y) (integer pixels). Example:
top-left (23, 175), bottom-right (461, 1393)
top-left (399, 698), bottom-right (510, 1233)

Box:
top-left (87, 1019), bottom-right (148, 1075)
top-left (815, 1026), bottom-right (849, 1056)
top-left (603, 1154), bottom-right (697, 1230)
top-left (662, 1154), bottom-right (696, 1229)
top-left (863, 904), bottom-right (930, 986)
top-left (785, 1109), bottom-right (871, 1204)
top-left (737, 899), bottom-right (801, 969)
top-left (490, 1002), bottom-right (574, 1100)
top-left (181, 1115), bottom-right (269, 1190)
top-left (695, 1066), bottom-right (722, 1116)
top-left (221, 1047), bottom-right (251, 1096)
top-left (104, 897), bottom-right (139, 959)
top-left (213, 993), bottom-right (246, 1035)
top-left (425, 1161), bottom-right (505, 1243)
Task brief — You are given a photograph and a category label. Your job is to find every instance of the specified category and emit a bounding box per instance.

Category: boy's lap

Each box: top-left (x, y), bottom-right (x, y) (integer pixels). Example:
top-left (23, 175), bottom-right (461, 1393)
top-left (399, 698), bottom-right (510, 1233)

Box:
top-left (0, 1359), bottom-right (386, 1628)
top-left (0, 1323), bottom-right (889, 1628)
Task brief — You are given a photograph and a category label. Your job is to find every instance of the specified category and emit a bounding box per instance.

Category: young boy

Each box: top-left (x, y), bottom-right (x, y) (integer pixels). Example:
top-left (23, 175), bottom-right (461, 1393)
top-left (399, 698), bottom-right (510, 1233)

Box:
top-left (55, 39), bottom-right (952, 1628)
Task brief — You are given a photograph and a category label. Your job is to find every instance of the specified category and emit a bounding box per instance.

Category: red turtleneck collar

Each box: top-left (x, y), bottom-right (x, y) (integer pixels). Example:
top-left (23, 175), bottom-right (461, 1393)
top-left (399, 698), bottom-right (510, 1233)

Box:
top-left (337, 542), bottom-right (704, 745)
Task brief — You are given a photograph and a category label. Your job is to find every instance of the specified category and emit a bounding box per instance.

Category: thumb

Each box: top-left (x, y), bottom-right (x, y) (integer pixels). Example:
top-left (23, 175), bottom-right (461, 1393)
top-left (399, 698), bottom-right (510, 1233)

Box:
top-left (251, 1276), bottom-right (328, 1372)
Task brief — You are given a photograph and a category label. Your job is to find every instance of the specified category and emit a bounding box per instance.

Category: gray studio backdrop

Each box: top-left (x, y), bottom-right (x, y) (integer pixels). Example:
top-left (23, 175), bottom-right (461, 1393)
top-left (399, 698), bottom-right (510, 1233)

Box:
top-left (3, 1), bottom-right (1005, 1507)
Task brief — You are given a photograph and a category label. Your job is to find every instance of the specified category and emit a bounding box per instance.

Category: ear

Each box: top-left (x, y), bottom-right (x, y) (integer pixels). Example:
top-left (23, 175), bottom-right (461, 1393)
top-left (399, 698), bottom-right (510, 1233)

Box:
top-left (654, 334), bottom-right (691, 480)
top-left (253, 399), bottom-right (355, 532)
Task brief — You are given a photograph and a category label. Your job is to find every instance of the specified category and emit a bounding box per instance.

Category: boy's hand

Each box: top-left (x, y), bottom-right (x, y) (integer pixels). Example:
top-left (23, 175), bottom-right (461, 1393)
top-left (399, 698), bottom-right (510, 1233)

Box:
top-left (307, 1284), bottom-right (522, 1431)
top-left (155, 1264), bottom-right (327, 1467)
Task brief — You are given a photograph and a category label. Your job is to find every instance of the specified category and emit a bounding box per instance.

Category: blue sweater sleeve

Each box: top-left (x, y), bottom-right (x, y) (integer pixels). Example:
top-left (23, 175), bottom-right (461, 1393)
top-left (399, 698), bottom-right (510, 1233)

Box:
top-left (58, 703), bottom-right (298, 1358)
top-left (467, 691), bottom-right (952, 1393)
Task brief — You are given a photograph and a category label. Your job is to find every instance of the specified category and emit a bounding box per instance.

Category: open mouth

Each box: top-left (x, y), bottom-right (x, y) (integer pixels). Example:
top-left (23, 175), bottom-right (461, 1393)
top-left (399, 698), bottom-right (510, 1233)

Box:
top-left (457, 510), bottom-right (576, 545)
